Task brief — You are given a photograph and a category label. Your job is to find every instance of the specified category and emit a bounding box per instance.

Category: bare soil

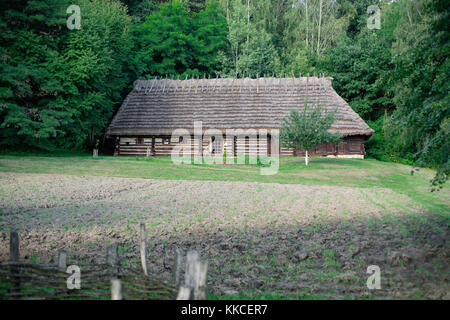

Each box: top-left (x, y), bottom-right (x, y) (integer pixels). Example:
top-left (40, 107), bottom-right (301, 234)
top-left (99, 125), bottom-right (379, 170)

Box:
top-left (0, 172), bottom-right (448, 299)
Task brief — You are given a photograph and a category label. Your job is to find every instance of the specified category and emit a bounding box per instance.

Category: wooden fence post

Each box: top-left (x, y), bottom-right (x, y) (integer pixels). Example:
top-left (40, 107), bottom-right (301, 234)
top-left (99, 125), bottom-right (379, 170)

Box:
top-left (110, 279), bottom-right (122, 300)
top-left (9, 231), bottom-right (20, 298)
top-left (182, 250), bottom-right (209, 300)
top-left (57, 250), bottom-right (69, 298)
top-left (58, 250), bottom-right (67, 271)
top-left (107, 244), bottom-right (120, 283)
top-left (9, 231), bottom-right (19, 261)
top-left (184, 250), bottom-right (200, 300)
top-left (107, 244), bottom-right (119, 267)
top-left (173, 248), bottom-right (182, 287)
top-left (176, 286), bottom-right (191, 300)
top-left (196, 261), bottom-right (208, 300)
top-left (140, 223), bottom-right (148, 276)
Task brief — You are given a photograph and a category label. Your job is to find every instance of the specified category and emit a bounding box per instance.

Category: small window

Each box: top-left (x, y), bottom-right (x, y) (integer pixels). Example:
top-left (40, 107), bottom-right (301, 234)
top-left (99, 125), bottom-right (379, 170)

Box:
top-left (179, 136), bottom-right (184, 143)
top-left (211, 136), bottom-right (222, 155)
top-left (164, 138), bottom-right (169, 145)
top-left (137, 137), bottom-right (144, 145)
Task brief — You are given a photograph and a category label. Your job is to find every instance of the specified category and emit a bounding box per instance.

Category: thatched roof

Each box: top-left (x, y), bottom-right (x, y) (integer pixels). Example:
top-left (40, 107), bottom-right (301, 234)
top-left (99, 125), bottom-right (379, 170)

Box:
top-left (107, 76), bottom-right (374, 137)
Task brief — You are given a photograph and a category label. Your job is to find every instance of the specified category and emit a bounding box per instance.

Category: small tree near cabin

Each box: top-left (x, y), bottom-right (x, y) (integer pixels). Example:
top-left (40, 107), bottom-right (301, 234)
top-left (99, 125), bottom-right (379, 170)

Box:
top-left (280, 104), bottom-right (341, 165)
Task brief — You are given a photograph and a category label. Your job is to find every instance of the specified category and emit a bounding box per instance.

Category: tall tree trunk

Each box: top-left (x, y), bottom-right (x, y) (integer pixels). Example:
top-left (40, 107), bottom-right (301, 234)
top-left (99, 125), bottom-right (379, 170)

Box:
top-left (317, 0), bottom-right (322, 58)
top-left (246, 0), bottom-right (250, 76)
top-left (305, 150), bottom-right (309, 166)
top-left (226, 0), bottom-right (229, 21)
top-left (305, 0), bottom-right (308, 48)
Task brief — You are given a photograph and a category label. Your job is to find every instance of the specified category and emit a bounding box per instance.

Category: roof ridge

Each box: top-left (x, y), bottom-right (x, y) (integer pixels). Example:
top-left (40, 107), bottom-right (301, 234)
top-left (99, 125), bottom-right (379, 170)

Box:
top-left (133, 75), bottom-right (333, 95)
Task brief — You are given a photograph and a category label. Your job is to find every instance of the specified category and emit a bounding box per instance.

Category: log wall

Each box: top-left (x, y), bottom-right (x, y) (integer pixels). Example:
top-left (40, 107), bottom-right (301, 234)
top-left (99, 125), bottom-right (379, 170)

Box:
top-left (116, 135), bottom-right (367, 158)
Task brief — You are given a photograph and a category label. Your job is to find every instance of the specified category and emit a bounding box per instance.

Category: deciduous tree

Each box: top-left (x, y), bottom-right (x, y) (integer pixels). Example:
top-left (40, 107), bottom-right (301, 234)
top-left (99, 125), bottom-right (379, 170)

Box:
top-left (280, 105), bottom-right (341, 165)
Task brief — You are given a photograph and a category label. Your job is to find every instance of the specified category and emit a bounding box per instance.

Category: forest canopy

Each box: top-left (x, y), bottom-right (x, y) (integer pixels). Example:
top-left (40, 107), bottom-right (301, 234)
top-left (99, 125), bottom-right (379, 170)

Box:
top-left (0, 0), bottom-right (448, 184)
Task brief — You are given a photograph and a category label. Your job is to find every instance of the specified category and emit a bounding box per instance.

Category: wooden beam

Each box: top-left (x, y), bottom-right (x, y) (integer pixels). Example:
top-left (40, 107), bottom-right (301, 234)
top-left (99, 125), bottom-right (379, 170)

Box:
top-left (256, 74), bottom-right (259, 93)
top-left (143, 80), bottom-right (150, 95)
top-left (161, 75), bottom-right (168, 93)
top-left (282, 73), bottom-right (286, 92)
top-left (174, 74), bottom-right (180, 92)
top-left (188, 75), bottom-right (193, 93)
top-left (213, 74), bottom-right (218, 92)
top-left (195, 75), bottom-right (199, 94)
top-left (154, 77), bottom-right (161, 93)
top-left (182, 74), bottom-right (188, 91)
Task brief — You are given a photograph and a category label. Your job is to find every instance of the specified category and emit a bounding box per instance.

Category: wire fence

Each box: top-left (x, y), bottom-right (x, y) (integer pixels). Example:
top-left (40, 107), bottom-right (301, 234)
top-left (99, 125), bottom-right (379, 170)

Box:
top-left (0, 262), bottom-right (176, 300)
top-left (0, 225), bottom-right (208, 300)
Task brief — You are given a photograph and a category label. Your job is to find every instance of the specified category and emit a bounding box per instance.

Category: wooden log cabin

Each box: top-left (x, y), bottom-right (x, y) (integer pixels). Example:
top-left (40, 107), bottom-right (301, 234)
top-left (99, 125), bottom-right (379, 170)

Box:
top-left (106, 76), bottom-right (374, 158)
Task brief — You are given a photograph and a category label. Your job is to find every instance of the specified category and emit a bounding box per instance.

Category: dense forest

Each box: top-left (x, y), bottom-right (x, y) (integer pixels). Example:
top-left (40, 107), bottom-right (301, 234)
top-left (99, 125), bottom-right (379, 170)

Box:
top-left (0, 0), bottom-right (448, 184)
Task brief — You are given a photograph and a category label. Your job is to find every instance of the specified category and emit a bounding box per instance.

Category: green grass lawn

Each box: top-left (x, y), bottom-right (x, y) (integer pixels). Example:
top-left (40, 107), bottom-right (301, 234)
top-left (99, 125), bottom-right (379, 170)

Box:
top-left (0, 154), bottom-right (447, 213)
